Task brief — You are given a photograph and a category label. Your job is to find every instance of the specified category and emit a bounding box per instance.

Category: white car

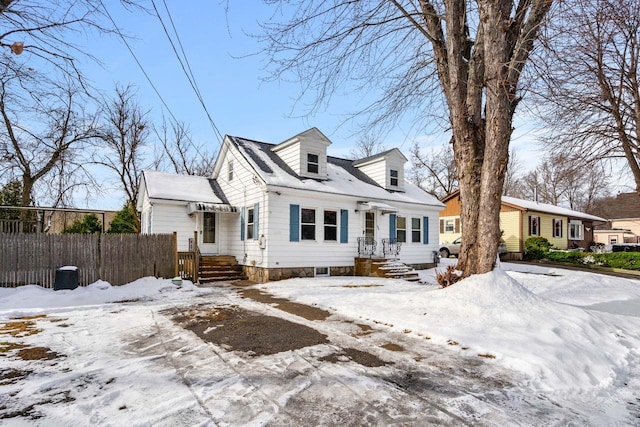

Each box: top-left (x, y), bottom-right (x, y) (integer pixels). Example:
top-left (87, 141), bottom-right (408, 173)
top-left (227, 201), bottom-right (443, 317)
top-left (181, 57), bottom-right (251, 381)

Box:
top-left (439, 237), bottom-right (508, 259)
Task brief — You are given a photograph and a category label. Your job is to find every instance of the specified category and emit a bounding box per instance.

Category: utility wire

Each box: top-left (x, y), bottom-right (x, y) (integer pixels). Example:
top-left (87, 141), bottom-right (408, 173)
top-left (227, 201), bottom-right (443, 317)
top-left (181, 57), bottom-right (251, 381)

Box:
top-left (150, 0), bottom-right (224, 143)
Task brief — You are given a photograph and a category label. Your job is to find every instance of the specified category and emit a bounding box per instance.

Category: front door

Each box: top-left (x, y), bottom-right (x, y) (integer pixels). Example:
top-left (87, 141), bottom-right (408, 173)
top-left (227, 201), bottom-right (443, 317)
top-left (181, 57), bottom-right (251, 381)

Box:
top-left (199, 212), bottom-right (218, 254)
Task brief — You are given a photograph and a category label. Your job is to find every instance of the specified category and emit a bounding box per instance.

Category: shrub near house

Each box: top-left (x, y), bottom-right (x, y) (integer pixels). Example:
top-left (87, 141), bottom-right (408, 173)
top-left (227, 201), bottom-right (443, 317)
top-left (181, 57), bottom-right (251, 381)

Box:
top-left (545, 251), bottom-right (640, 271)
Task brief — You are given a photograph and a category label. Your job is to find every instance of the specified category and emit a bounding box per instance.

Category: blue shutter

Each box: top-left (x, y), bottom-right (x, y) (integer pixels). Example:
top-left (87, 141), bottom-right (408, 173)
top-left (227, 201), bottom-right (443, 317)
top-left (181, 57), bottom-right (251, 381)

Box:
top-left (240, 207), bottom-right (245, 241)
top-left (389, 214), bottom-right (396, 239)
top-left (254, 203), bottom-right (260, 238)
top-left (340, 209), bottom-right (348, 243)
top-left (289, 204), bottom-right (300, 242)
top-left (423, 216), bottom-right (429, 244)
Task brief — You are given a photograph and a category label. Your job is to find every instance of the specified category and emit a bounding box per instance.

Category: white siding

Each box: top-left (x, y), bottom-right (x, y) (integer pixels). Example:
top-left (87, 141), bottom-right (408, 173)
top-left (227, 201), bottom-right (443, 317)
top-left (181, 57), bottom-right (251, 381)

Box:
top-left (216, 142), bottom-right (269, 265)
top-left (139, 190), bottom-right (152, 234)
top-left (273, 142), bottom-right (301, 174)
top-left (386, 157), bottom-right (405, 192)
top-left (263, 189), bottom-right (441, 268)
top-left (299, 136), bottom-right (329, 178)
top-left (152, 202), bottom-right (197, 251)
top-left (272, 134), bottom-right (330, 179)
top-left (357, 160), bottom-right (387, 189)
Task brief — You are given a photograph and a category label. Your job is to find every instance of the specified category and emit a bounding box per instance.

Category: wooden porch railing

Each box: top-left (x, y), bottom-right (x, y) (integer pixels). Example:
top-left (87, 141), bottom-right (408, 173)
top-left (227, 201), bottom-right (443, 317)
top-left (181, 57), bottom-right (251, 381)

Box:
top-left (175, 231), bottom-right (199, 282)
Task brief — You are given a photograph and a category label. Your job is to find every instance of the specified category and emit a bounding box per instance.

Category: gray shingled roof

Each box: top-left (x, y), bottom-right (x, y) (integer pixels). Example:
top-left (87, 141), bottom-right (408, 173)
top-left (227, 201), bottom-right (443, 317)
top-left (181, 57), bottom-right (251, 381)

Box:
top-left (229, 136), bottom-right (382, 188)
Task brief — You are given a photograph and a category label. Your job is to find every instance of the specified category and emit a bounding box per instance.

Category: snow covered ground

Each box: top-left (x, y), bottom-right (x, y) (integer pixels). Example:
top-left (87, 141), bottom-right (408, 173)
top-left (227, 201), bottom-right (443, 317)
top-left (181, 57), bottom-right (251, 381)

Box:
top-left (0, 261), bottom-right (639, 425)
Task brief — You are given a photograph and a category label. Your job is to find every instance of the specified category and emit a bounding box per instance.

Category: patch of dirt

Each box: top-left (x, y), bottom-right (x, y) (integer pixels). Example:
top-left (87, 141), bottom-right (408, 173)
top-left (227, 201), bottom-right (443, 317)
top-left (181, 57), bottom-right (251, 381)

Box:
top-left (239, 288), bottom-right (332, 321)
top-left (0, 369), bottom-right (31, 385)
top-left (168, 305), bottom-right (329, 356)
top-left (0, 341), bottom-right (29, 354)
top-left (0, 390), bottom-right (75, 420)
top-left (478, 353), bottom-right (496, 359)
top-left (320, 347), bottom-right (389, 367)
top-left (17, 346), bottom-right (61, 361)
top-left (381, 343), bottom-right (404, 352)
top-left (0, 320), bottom-right (41, 338)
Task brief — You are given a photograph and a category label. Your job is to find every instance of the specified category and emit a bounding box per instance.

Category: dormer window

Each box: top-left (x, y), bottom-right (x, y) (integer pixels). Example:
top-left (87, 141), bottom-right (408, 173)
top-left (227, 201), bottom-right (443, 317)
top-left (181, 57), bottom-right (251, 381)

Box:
top-left (307, 153), bottom-right (319, 174)
top-left (390, 169), bottom-right (399, 187)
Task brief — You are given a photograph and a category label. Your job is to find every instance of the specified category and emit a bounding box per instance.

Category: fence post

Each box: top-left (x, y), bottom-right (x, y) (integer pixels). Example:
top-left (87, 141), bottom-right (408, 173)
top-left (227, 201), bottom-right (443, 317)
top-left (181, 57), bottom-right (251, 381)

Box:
top-left (173, 231), bottom-right (178, 277)
top-left (193, 230), bottom-right (199, 283)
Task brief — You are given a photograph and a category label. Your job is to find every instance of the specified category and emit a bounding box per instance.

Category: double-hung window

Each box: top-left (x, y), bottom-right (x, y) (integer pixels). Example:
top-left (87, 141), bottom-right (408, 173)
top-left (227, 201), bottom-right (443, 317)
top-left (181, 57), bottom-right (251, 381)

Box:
top-left (228, 160), bottom-right (234, 181)
top-left (301, 208), bottom-right (316, 240)
top-left (307, 153), bottom-right (319, 174)
top-left (553, 219), bottom-right (563, 238)
top-left (247, 207), bottom-right (254, 240)
top-left (411, 218), bottom-right (421, 243)
top-left (529, 215), bottom-right (540, 236)
top-left (390, 169), bottom-right (398, 187)
top-left (324, 210), bottom-right (337, 241)
top-left (396, 216), bottom-right (406, 243)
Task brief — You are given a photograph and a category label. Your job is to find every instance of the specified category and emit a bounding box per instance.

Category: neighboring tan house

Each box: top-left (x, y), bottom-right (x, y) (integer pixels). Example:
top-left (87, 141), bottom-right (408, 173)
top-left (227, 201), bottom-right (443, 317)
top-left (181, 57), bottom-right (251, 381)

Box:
top-left (590, 192), bottom-right (640, 244)
top-left (439, 190), bottom-right (606, 259)
top-left (137, 127), bottom-right (444, 282)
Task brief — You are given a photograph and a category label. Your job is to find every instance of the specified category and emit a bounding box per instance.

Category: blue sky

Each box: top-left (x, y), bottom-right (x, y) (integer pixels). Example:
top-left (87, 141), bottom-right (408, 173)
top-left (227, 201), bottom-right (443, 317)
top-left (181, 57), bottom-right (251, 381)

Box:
top-left (85, 2), bottom-right (433, 156)
top-left (74, 1), bottom-right (548, 209)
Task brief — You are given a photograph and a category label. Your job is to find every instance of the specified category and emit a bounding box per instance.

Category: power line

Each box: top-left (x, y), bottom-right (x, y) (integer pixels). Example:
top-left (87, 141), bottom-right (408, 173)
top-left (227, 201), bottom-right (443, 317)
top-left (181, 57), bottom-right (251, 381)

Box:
top-left (150, 0), bottom-right (224, 143)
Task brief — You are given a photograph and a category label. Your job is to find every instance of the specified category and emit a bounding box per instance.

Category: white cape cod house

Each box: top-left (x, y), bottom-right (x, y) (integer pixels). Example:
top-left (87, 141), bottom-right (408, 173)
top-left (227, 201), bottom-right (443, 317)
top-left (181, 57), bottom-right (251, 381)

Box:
top-left (137, 128), bottom-right (444, 282)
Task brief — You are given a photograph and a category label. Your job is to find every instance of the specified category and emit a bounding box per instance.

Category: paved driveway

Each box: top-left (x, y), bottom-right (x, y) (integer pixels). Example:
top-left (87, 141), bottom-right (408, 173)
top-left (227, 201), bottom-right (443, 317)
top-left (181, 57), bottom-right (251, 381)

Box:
top-left (0, 283), bottom-right (586, 426)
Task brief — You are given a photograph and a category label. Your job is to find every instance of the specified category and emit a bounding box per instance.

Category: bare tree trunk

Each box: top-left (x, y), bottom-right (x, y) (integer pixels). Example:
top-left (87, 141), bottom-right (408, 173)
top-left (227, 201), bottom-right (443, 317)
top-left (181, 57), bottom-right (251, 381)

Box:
top-left (260, 0), bottom-right (552, 276)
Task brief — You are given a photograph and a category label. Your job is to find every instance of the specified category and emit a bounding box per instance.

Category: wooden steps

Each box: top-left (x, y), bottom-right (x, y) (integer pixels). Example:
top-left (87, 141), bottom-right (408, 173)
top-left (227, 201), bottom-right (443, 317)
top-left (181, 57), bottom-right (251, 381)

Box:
top-left (199, 255), bottom-right (247, 284)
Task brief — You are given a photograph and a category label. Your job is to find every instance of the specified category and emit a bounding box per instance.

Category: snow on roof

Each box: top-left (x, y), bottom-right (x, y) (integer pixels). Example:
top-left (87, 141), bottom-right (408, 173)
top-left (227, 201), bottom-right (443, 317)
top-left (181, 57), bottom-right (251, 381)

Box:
top-left (231, 137), bottom-right (444, 208)
top-left (142, 171), bottom-right (225, 204)
top-left (502, 196), bottom-right (606, 222)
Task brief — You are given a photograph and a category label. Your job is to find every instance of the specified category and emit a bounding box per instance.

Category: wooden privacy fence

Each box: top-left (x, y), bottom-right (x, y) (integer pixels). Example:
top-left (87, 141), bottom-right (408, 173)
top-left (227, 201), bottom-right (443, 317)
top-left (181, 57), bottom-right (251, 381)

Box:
top-left (0, 233), bottom-right (176, 288)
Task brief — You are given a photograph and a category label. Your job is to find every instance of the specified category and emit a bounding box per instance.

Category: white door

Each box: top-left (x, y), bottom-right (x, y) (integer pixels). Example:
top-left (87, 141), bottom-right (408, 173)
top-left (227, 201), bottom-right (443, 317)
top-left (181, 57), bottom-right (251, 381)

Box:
top-left (199, 212), bottom-right (218, 254)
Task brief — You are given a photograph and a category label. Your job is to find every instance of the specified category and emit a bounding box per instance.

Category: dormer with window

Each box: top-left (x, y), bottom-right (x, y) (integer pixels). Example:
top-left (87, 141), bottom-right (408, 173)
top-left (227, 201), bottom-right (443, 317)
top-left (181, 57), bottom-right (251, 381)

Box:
top-left (272, 128), bottom-right (331, 179)
top-left (353, 148), bottom-right (408, 191)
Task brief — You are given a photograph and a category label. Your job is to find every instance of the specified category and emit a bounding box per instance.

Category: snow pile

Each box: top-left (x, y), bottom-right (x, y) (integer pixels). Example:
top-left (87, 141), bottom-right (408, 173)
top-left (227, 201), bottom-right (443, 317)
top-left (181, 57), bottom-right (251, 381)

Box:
top-left (0, 277), bottom-right (207, 319)
top-left (261, 268), bottom-right (640, 393)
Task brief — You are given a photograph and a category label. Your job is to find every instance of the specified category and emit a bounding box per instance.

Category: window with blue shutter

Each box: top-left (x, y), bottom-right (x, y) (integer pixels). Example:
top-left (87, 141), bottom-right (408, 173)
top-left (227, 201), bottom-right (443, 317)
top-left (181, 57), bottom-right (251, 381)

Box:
top-left (289, 204), bottom-right (300, 242)
top-left (340, 209), bottom-right (348, 243)
top-left (389, 214), bottom-right (396, 239)
top-left (423, 216), bottom-right (429, 244)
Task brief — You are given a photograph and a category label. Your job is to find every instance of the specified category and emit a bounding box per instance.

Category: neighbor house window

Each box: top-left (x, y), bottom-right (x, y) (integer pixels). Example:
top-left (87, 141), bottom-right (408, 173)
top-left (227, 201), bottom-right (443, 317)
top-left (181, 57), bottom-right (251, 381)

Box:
top-left (247, 207), bottom-right (254, 240)
top-left (411, 218), bottom-right (421, 243)
top-left (301, 208), bottom-right (316, 240)
top-left (396, 216), bottom-right (406, 243)
top-left (553, 219), bottom-right (563, 238)
top-left (609, 235), bottom-right (617, 244)
top-left (307, 153), bottom-right (319, 174)
top-left (529, 215), bottom-right (540, 236)
top-left (228, 160), bottom-right (234, 181)
top-left (324, 210), bottom-right (337, 241)
top-left (445, 219), bottom-right (454, 233)
top-left (569, 221), bottom-right (583, 240)
top-left (390, 169), bottom-right (398, 187)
